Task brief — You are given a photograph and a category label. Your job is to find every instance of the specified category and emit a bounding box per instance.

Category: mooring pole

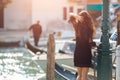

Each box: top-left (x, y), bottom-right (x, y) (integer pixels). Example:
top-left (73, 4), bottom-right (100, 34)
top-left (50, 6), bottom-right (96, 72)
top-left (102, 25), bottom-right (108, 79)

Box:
top-left (46, 34), bottom-right (55, 80)
top-left (117, 13), bottom-right (120, 45)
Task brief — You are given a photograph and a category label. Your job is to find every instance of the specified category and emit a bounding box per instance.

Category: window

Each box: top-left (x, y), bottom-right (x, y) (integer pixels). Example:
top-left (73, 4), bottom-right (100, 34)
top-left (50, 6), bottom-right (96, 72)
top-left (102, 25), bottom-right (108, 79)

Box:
top-left (63, 7), bottom-right (67, 20)
top-left (77, 8), bottom-right (82, 14)
top-left (0, 8), bottom-right (4, 28)
top-left (69, 6), bottom-right (73, 12)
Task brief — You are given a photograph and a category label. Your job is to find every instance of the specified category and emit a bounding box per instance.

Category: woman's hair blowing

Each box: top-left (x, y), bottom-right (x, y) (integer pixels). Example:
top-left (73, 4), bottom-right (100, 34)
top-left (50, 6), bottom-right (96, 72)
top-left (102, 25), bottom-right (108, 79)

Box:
top-left (78, 11), bottom-right (96, 41)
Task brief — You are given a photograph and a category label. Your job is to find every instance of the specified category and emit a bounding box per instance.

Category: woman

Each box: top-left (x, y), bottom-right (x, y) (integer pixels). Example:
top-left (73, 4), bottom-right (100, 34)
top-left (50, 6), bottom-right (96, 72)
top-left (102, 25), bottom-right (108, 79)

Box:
top-left (69, 11), bottom-right (96, 80)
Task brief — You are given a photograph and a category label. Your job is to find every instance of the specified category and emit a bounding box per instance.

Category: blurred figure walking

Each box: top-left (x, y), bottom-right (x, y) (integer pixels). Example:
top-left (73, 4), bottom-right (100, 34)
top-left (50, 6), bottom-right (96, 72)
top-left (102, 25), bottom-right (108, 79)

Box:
top-left (29, 20), bottom-right (42, 46)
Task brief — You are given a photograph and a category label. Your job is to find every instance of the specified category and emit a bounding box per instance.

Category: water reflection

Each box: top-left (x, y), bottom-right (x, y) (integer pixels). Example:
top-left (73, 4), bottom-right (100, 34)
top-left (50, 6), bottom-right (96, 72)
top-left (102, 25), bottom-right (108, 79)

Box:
top-left (0, 48), bottom-right (45, 80)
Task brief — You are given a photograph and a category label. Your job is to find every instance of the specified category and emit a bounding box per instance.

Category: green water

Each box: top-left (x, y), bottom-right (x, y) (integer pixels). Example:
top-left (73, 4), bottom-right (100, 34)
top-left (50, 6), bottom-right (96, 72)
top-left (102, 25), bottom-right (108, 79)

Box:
top-left (0, 47), bottom-right (72, 80)
top-left (0, 47), bottom-right (46, 80)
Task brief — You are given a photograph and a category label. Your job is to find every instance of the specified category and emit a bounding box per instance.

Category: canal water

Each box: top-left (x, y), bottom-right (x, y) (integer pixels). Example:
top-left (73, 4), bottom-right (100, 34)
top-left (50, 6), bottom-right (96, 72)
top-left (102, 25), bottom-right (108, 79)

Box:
top-left (0, 47), bottom-right (46, 80)
top-left (0, 47), bottom-right (75, 80)
top-left (0, 40), bottom-right (76, 80)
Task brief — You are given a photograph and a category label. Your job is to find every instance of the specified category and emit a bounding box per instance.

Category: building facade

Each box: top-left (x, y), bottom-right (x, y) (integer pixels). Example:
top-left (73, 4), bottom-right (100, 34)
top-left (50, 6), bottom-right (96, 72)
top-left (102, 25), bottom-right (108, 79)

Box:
top-left (0, 0), bottom-right (119, 30)
top-left (3, 0), bottom-right (32, 30)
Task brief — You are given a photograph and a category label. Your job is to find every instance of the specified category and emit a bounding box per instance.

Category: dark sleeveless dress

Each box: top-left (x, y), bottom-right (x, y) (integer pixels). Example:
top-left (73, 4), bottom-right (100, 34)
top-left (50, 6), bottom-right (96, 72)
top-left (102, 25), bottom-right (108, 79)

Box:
top-left (74, 37), bottom-right (92, 67)
top-left (74, 21), bottom-right (92, 67)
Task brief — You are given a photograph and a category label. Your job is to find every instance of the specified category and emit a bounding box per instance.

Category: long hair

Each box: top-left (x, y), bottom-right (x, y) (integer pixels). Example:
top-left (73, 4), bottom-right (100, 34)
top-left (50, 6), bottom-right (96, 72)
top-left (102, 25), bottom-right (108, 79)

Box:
top-left (78, 11), bottom-right (96, 42)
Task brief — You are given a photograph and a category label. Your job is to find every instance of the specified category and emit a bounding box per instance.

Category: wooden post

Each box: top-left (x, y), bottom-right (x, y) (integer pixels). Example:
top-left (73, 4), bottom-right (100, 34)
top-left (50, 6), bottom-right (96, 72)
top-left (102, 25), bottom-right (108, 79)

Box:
top-left (117, 13), bottom-right (120, 45)
top-left (46, 34), bottom-right (55, 80)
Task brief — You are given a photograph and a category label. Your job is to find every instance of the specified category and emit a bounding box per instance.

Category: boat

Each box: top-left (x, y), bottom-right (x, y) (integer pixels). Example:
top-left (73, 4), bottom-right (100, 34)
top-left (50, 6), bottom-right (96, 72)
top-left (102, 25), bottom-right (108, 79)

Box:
top-left (55, 62), bottom-right (76, 80)
top-left (25, 40), bottom-right (47, 54)
top-left (0, 41), bottom-right (20, 47)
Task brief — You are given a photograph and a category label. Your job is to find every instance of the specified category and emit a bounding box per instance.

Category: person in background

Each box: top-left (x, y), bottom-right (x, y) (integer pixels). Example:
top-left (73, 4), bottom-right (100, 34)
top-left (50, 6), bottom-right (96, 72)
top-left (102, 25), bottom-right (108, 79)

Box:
top-left (68, 11), bottom-right (96, 80)
top-left (29, 20), bottom-right (42, 46)
top-left (110, 31), bottom-right (117, 41)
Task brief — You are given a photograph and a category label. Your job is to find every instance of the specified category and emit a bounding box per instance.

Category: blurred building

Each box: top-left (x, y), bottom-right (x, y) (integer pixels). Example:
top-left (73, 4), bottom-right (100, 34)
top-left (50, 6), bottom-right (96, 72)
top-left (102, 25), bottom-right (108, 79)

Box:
top-left (0, 0), bottom-right (120, 31)
top-left (0, 0), bottom-right (32, 30)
